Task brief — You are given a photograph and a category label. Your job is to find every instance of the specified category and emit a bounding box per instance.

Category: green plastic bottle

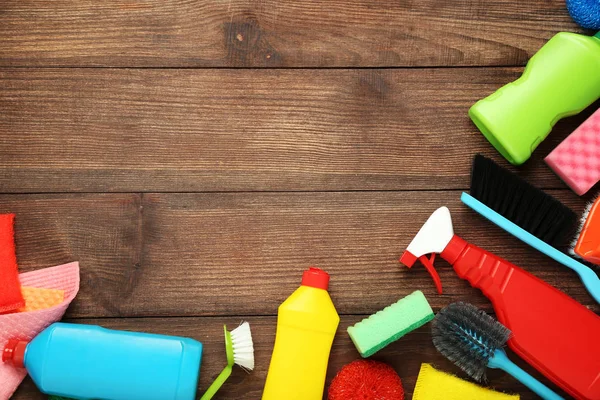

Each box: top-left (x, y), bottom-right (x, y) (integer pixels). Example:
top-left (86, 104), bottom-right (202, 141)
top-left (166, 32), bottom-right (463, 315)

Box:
top-left (469, 32), bottom-right (600, 165)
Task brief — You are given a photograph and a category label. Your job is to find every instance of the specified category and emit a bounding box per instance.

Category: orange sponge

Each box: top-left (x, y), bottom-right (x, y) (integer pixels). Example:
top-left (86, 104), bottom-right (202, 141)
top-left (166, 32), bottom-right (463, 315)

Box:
top-left (0, 214), bottom-right (24, 313)
top-left (18, 286), bottom-right (65, 312)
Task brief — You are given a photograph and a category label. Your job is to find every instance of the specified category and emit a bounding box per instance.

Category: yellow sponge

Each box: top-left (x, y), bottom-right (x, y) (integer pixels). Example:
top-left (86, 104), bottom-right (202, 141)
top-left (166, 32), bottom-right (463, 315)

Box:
top-left (18, 286), bottom-right (65, 312)
top-left (413, 364), bottom-right (520, 400)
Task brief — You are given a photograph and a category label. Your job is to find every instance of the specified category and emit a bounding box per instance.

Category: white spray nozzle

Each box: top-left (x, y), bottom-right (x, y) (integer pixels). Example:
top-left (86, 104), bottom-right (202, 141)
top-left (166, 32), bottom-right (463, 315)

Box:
top-left (400, 206), bottom-right (455, 294)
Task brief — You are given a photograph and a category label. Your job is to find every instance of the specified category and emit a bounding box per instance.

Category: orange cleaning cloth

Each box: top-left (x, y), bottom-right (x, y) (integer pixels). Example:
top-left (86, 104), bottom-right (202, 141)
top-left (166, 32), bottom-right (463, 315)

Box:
top-left (18, 286), bottom-right (65, 312)
top-left (0, 214), bottom-right (24, 313)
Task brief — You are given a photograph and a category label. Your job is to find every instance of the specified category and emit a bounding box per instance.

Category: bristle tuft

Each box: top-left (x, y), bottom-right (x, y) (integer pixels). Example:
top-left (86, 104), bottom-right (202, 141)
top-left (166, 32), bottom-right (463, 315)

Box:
top-left (570, 197), bottom-right (598, 258)
top-left (471, 155), bottom-right (578, 248)
top-left (431, 302), bottom-right (510, 383)
top-left (231, 321), bottom-right (255, 370)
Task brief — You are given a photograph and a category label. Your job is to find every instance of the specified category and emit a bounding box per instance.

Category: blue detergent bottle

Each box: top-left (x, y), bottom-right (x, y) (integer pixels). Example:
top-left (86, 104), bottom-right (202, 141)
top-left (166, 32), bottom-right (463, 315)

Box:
top-left (2, 322), bottom-right (203, 400)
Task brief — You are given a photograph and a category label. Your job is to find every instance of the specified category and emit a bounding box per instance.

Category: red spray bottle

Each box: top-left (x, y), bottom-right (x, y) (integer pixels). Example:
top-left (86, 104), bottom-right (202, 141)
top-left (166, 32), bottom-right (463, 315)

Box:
top-left (400, 207), bottom-right (600, 400)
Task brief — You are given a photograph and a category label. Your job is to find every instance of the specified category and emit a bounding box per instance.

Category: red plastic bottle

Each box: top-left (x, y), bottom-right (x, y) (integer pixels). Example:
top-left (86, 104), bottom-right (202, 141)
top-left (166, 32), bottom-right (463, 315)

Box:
top-left (400, 207), bottom-right (600, 400)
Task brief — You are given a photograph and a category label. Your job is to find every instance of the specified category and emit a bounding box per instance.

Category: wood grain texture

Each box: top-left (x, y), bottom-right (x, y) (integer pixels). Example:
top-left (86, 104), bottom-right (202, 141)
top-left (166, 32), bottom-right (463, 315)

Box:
top-left (2, 68), bottom-right (596, 193)
top-left (135, 190), bottom-right (598, 317)
top-left (0, 194), bottom-right (143, 318)
top-left (2, 2), bottom-right (598, 399)
top-left (3, 191), bottom-right (596, 319)
top-left (0, 0), bottom-right (580, 68)
top-left (10, 316), bottom-right (565, 400)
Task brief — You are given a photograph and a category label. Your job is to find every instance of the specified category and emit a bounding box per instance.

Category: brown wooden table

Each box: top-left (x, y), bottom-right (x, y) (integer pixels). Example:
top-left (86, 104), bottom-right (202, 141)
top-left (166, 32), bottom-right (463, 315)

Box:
top-left (1, 1), bottom-right (597, 399)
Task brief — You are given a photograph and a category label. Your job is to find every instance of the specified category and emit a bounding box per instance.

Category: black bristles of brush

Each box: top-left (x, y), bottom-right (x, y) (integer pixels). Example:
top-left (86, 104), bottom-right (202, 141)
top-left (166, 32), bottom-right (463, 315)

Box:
top-left (471, 154), bottom-right (578, 249)
top-left (431, 302), bottom-right (511, 383)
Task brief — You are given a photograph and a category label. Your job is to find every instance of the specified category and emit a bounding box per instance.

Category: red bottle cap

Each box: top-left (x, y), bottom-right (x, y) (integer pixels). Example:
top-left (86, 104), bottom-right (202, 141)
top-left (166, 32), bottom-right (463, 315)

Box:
top-left (2, 339), bottom-right (27, 368)
top-left (301, 267), bottom-right (330, 290)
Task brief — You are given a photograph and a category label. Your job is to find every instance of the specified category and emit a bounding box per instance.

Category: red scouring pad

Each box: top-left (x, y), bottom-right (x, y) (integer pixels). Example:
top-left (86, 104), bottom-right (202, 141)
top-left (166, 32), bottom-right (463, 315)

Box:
top-left (0, 214), bottom-right (24, 313)
top-left (328, 359), bottom-right (404, 400)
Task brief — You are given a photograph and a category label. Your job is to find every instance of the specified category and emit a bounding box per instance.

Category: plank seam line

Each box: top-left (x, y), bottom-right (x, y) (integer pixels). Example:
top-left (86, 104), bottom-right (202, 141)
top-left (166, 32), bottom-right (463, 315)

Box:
top-left (0, 65), bottom-right (524, 71)
top-left (0, 188), bottom-right (574, 195)
top-left (63, 312), bottom-right (503, 320)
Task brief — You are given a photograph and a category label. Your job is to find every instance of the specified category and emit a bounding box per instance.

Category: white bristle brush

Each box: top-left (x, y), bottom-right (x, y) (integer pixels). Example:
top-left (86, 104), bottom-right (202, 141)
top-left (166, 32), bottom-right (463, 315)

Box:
top-left (200, 322), bottom-right (255, 400)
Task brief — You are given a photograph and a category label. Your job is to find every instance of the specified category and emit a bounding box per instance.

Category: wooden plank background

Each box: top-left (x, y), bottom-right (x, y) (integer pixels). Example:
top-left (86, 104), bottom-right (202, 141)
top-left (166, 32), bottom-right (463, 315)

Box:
top-left (0, 0), bottom-right (578, 68)
top-left (1, 0), bottom-right (597, 399)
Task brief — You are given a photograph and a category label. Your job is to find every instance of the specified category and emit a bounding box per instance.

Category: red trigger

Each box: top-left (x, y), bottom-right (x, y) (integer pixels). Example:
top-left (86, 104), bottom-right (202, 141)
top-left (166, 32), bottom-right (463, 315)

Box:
top-left (418, 254), bottom-right (443, 294)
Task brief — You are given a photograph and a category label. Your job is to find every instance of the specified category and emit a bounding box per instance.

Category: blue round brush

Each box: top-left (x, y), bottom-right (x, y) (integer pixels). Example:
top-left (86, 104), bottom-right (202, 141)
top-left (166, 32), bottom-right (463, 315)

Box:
top-left (431, 302), bottom-right (564, 400)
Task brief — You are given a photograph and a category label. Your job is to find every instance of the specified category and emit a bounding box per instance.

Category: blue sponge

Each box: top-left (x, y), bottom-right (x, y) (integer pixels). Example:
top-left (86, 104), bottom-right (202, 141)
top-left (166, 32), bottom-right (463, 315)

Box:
top-left (566, 0), bottom-right (600, 29)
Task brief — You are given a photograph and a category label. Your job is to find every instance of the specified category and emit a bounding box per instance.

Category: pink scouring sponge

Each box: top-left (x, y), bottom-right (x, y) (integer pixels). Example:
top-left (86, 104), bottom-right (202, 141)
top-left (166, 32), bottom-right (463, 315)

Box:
top-left (545, 108), bottom-right (600, 196)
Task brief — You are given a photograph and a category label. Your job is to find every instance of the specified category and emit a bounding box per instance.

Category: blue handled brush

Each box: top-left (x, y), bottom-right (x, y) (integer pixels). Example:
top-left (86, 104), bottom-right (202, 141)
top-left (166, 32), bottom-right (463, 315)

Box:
top-left (432, 302), bottom-right (564, 400)
top-left (464, 154), bottom-right (600, 304)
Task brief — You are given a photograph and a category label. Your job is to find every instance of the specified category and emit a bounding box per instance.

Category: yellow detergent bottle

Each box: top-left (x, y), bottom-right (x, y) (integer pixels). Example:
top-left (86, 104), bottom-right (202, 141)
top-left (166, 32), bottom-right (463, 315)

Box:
top-left (262, 267), bottom-right (340, 400)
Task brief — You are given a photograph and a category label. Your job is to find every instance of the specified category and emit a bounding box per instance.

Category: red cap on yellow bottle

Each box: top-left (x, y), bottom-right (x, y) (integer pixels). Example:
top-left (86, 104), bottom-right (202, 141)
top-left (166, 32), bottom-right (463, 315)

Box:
top-left (301, 267), bottom-right (330, 290)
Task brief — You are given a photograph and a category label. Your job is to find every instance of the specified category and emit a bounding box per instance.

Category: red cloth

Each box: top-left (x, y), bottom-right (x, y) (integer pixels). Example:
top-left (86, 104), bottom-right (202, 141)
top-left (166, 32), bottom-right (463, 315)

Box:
top-left (0, 214), bottom-right (24, 313)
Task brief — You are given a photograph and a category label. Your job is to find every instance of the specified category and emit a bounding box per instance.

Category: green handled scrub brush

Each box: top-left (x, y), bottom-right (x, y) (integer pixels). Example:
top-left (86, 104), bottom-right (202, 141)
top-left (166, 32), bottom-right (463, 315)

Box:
top-left (200, 322), bottom-right (254, 400)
